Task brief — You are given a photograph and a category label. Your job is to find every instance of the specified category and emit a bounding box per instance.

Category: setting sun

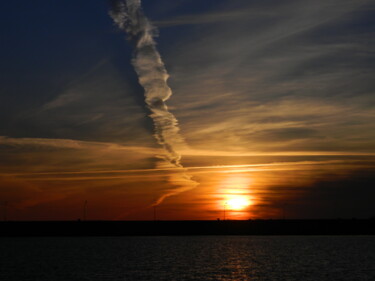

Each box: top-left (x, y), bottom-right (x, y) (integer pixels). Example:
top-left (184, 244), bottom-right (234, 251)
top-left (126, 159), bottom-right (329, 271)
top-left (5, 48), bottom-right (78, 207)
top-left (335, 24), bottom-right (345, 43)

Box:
top-left (226, 196), bottom-right (252, 211)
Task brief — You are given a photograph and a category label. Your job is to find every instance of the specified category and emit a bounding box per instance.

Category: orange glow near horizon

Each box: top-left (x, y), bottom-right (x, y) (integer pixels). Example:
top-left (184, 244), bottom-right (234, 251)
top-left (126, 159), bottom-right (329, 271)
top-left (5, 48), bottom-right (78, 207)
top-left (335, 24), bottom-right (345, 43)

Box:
top-left (216, 175), bottom-right (254, 219)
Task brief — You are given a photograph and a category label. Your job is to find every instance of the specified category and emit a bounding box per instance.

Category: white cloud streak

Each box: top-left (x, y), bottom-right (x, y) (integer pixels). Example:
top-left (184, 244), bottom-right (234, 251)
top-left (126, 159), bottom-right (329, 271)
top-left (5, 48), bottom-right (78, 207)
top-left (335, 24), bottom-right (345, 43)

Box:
top-left (109, 0), bottom-right (198, 205)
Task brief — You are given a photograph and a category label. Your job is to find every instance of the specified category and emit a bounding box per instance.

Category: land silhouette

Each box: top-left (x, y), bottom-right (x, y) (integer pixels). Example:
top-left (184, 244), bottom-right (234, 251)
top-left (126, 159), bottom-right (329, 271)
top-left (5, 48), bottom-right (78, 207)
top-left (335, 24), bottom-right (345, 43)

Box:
top-left (1, 219), bottom-right (374, 236)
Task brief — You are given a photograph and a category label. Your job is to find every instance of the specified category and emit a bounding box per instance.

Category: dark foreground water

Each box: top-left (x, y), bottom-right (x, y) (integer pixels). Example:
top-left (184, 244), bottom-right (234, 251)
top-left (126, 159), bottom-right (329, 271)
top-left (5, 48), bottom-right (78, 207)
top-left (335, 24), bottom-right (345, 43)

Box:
top-left (0, 236), bottom-right (374, 281)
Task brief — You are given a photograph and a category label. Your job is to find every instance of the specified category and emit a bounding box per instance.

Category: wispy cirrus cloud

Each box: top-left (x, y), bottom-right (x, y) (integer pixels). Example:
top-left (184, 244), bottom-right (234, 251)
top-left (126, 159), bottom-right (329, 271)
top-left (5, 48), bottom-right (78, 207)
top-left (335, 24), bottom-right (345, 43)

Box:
top-left (154, 8), bottom-right (271, 27)
top-left (157, 0), bottom-right (375, 154)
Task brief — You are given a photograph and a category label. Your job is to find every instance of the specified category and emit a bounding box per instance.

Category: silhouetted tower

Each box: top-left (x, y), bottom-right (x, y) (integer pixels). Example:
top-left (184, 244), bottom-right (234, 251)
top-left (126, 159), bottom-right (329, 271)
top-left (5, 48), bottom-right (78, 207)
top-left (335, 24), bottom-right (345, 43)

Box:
top-left (223, 202), bottom-right (227, 221)
top-left (2, 201), bottom-right (7, 221)
top-left (83, 200), bottom-right (88, 221)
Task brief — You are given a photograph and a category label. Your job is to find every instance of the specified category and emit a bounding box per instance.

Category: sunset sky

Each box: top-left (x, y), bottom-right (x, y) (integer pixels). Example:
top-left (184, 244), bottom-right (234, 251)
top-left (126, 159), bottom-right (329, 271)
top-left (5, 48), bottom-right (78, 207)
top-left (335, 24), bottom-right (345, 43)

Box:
top-left (0, 0), bottom-right (374, 220)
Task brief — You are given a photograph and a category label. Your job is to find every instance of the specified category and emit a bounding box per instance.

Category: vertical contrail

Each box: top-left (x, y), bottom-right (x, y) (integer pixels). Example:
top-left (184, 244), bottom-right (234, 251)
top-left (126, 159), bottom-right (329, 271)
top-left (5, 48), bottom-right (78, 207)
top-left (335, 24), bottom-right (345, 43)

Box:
top-left (109, 0), bottom-right (198, 205)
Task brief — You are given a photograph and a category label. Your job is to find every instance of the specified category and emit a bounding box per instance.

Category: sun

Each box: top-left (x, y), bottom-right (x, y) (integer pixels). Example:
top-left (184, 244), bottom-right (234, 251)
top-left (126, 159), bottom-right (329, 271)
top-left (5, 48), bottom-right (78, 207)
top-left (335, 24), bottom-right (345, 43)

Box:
top-left (226, 196), bottom-right (251, 211)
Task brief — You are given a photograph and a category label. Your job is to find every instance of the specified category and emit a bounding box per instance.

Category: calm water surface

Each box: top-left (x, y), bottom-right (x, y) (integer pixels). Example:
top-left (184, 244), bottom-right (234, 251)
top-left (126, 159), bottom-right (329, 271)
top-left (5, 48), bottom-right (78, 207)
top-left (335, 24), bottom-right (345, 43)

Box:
top-left (0, 236), bottom-right (374, 281)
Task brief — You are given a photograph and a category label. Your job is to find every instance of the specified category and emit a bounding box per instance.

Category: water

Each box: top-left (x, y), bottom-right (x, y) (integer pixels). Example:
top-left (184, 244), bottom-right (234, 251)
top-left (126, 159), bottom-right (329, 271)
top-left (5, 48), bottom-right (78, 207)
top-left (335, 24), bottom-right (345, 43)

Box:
top-left (0, 236), bottom-right (374, 280)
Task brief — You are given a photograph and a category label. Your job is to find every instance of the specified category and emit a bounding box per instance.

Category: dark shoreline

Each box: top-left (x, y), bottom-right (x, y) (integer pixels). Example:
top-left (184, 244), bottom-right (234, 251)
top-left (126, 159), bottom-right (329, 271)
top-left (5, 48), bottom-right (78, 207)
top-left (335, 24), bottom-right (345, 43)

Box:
top-left (1, 219), bottom-right (374, 236)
